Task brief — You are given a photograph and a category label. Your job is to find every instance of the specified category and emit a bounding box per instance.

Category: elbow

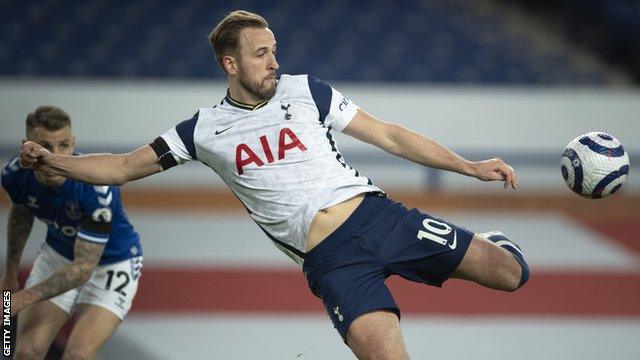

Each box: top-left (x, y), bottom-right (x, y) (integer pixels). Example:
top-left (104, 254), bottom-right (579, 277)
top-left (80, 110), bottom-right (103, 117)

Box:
top-left (385, 124), bottom-right (412, 159)
top-left (384, 123), bottom-right (406, 157)
top-left (113, 174), bottom-right (129, 187)
top-left (100, 173), bottom-right (127, 187)
top-left (114, 155), bottom-right (136, 186)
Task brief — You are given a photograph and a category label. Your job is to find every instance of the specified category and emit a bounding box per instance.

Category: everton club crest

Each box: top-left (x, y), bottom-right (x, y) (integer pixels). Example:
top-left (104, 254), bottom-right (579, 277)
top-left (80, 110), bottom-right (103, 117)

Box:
top-left (65, 201), bottom-right (82, 220)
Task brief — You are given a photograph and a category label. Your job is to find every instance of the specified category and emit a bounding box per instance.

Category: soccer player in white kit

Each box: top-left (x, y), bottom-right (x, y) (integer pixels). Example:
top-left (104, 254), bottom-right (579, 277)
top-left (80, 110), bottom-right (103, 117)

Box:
top-left (20, 10), bottom-right (529, 359)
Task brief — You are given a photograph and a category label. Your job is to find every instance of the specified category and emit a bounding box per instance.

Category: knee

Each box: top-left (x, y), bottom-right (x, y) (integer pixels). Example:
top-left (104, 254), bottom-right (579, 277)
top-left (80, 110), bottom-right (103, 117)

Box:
top-left (504, 255), bottom-right (529, 292)
top-left (15, 344), bottom-right (48, 360)
top-left (62, 345), bottom-right (97, 360)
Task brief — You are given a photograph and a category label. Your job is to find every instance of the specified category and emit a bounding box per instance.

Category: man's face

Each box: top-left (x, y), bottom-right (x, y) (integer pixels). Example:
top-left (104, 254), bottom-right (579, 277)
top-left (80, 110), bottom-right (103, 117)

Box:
top-left (235, 27), bottom-right (279, 100)
top-left (26, 125), bottom-right (75, 187)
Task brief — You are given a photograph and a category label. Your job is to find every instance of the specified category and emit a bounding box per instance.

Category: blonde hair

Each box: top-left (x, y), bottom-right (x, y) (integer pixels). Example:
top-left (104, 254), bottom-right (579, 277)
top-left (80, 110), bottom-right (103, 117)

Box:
top-left (26, 105), bottom-right (71, 135)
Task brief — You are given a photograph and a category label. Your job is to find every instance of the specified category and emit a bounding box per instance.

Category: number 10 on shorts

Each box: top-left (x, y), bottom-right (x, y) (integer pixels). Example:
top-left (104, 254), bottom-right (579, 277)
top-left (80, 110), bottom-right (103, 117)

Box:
top-left (416, 218), bottom-right (452, 246)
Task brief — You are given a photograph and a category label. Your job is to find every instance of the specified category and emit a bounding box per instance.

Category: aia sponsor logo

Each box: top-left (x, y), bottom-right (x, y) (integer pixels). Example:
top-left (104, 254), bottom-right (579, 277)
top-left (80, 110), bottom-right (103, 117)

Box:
top-left (235, 127), bottom-right (307, 175)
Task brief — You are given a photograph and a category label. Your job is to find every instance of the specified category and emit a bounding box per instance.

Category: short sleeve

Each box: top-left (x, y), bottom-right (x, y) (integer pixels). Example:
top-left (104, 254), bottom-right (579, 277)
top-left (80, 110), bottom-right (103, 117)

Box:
top-left (307, 75), bottom-right (359, 132)
top-left (77, 185), bottom-right (115, 244)
top-left (160, 111), bottom-right (199, 162)
top-left (1, 157), bottom-right (24, 204)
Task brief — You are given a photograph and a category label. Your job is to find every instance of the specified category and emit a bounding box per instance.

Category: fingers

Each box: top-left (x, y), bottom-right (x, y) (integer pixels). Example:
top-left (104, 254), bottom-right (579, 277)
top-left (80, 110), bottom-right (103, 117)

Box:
top-left (20, 141), bottom-right (44, 168)
top-left (475, 157), bottom-right (518, 189)
top-left (494, 158), bottom-right (518, 189)
top-left (508, 164), bottom-right (519, 189)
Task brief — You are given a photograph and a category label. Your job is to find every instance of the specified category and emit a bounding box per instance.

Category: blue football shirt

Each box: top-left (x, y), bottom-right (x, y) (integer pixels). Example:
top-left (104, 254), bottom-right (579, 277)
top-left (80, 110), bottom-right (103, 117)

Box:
top-left (1, 156), bottom-right (142, 264)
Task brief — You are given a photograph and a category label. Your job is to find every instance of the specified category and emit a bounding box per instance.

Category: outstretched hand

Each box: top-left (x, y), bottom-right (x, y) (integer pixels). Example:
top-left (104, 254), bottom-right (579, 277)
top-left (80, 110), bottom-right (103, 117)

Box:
top-left (20, 141), bottom-right (51, 170)
top-left (0, 274), bottom-right (21, 317)
top-left (471, 157), bottom-right (519, 189)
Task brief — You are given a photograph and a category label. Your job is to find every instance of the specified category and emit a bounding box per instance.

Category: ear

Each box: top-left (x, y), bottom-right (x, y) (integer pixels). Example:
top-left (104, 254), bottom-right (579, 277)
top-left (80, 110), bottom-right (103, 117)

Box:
top-left (223, 55), bottom-right (238, 75)
top-left (22, 138), bottom-right (27, 145)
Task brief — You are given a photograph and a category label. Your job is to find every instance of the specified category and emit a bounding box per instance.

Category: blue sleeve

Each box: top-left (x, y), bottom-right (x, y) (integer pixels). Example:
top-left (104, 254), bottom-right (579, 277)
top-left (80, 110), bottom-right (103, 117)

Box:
top-left (1, 157), bottom-right (24, 204)
top-left (307, 75), bottom-right (332, 125)
top-left (77, 184), bottom-right (114, 244)
top-left (174, 111), bottom-right (199, 160)
top-left (306, 75), bottom-right (359, 132)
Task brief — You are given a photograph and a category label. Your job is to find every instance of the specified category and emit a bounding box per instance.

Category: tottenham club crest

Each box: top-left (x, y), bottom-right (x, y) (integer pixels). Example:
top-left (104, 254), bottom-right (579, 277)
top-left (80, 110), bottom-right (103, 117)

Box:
top-left (27, 196), bottom-right (39, 208)
top-left (65, 201), bottom-right (82, 220)
top-left (281, 102), bottom-right (292, 120)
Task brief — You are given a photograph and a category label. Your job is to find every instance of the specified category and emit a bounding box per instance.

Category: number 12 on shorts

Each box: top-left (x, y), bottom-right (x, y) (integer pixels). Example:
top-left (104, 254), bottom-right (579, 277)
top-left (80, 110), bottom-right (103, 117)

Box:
top-left (105, 270), bottom-right (130, 296)
top-left (417, 218), bottom-right (453, 246)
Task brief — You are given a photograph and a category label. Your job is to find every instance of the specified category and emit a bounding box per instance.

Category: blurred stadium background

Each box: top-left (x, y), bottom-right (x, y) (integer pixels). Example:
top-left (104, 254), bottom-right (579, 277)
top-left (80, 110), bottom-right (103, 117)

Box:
top-left (1, 0), bottom-right (639, 359)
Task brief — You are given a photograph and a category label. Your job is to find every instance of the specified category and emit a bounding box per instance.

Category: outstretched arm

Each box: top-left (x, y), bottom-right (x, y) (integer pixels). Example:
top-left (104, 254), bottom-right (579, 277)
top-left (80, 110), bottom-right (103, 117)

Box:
top-left (20, 143), bottom-right (162, 186)
top-left (10, 239), bottom-right (105, 316)
top-left (343, 109), bottom-right (518, 189)
top-left (0, 204), bottom-right (35, 292)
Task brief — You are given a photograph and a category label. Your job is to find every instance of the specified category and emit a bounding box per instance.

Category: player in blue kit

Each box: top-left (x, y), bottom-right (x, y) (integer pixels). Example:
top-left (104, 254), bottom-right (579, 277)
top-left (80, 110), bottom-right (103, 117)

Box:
top-left (1, 106), bottom-right (143, 360)
top-left (19, 11), bottom-right (529, 359)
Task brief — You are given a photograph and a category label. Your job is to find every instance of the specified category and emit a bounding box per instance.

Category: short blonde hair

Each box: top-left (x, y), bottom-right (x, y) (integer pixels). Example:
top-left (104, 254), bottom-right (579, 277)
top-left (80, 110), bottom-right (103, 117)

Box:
top-left (26, 105), bottom-right (71, 135)
top-left (208, 10), bottom-right (269, 72)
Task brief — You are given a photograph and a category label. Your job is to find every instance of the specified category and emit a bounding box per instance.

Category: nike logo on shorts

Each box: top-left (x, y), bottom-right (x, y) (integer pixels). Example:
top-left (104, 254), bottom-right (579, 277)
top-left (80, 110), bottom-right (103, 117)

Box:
top-left (448, 231), bottom-right (457, 250)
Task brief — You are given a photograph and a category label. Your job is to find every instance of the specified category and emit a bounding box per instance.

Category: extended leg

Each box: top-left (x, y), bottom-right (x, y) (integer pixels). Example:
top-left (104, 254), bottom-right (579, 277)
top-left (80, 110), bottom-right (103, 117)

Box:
top-left (346, 310), bottom-right (409, 360)
top-left (480, 231), bottom-right (529, 289)
top-left (451, 233), bottom-right (529, 291)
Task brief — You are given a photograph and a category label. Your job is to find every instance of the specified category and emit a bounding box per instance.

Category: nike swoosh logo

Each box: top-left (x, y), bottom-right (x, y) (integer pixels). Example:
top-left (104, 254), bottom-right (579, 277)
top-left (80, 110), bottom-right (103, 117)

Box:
top-left (448, 230), bottom-right (457, 250)
top-left (215, 126), bottom-right (233, 135)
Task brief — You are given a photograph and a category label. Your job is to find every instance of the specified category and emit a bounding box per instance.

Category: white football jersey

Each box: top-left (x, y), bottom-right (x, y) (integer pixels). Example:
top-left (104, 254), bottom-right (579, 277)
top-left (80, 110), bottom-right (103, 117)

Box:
top-left (160, 74), bottom-right (383, 265)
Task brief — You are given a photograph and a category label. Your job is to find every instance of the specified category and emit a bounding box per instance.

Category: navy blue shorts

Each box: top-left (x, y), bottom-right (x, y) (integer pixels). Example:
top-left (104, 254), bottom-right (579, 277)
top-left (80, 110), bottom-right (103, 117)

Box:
top-left (302, 192), bottom-right (473, 341)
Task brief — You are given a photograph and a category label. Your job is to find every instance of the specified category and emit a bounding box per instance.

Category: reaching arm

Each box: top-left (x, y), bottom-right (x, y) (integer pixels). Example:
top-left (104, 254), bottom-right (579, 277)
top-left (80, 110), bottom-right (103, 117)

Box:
top-left (1, 204), bottom-right (35, 292)
top-left (10, 239), bottom-right (105, 316)
top-left (20, 142), bottom-right (162, 186)
top-left (343, 109), bottom-right (518, 189)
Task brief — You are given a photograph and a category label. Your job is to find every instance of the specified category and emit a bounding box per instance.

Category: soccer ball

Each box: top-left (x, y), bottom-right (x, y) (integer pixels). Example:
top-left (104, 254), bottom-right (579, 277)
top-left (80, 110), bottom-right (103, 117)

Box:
top-left (561, 132), bottom-right (630, 199)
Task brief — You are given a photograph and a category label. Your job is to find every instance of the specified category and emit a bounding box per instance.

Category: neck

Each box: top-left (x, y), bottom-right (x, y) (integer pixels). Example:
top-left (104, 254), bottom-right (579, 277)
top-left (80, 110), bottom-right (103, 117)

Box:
top-left (228, 79), bottom-right (264, 106)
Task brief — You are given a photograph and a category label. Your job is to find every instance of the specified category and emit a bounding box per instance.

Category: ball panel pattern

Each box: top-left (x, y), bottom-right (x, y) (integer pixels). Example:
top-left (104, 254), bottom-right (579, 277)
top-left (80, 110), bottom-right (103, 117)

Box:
top-left (561, 132), bottom-right (629, 199)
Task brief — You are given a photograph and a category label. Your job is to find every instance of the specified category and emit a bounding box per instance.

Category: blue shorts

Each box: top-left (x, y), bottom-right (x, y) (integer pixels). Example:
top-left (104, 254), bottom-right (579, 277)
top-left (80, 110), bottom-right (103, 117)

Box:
top-left (302, 192), bottom-right (473, 341)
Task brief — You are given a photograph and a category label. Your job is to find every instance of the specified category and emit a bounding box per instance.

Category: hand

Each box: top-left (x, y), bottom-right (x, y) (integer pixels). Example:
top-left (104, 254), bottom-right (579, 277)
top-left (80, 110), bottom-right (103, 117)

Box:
top-left (0, 274), bottom-right (19, 293)
top-left (1, 274), bottom-right (22, 317)
top-left (471, 157), bottom-right (519, 189)
top-left (20, 141), bottom-right (51, 170)
top-left (10, 291), bottom-right (26, 317)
